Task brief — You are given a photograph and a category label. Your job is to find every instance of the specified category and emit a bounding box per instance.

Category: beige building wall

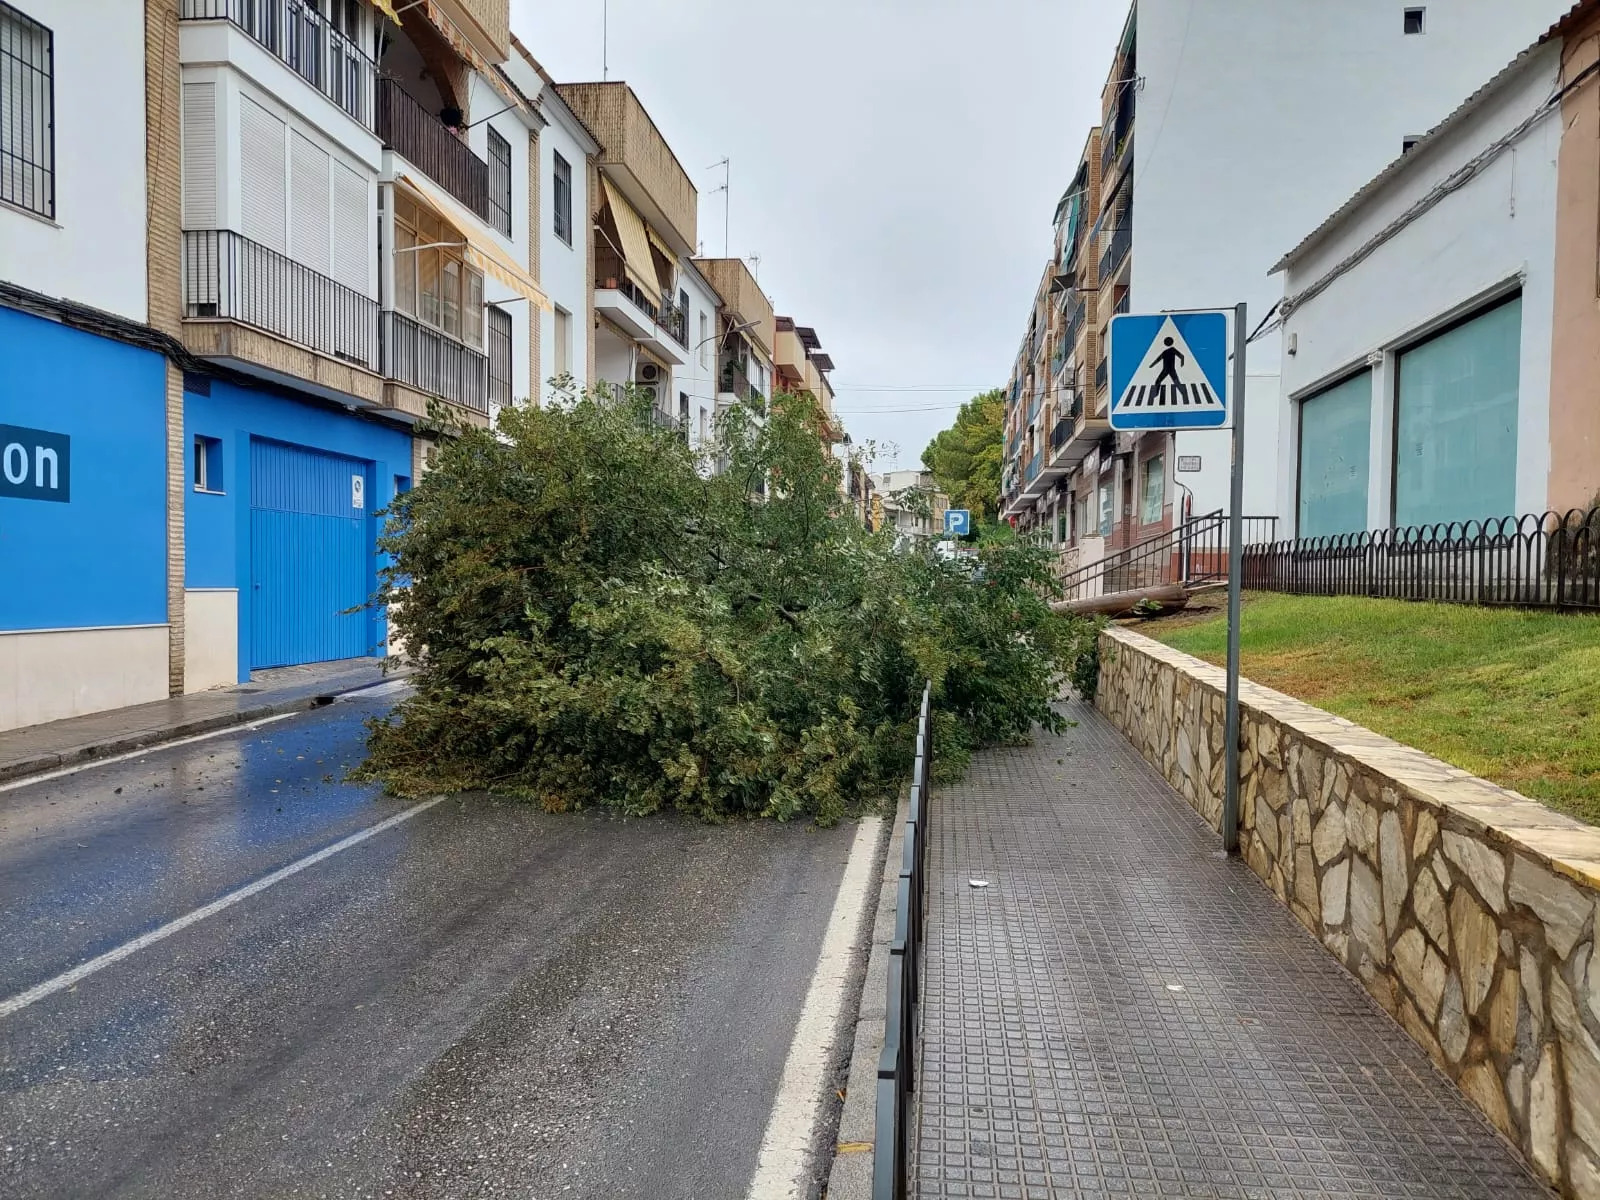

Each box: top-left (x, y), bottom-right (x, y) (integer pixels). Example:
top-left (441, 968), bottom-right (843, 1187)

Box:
top-left (1549, 18), bottom-right (1600, 514)
top-left (0, 628), bottom-right (170, 733)
top-left (183, 590), bottom-right (239, 693)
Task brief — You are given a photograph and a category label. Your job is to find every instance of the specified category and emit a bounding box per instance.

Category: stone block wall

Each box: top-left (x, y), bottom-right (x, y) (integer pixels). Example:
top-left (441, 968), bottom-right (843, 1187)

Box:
top-left (1097, 626), bottom-right (1600, 1199)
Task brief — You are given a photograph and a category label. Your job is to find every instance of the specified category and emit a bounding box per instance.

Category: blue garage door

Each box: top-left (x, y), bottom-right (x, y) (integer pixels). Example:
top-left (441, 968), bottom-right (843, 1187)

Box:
top-left (250, 438), bottom-right (372, 669)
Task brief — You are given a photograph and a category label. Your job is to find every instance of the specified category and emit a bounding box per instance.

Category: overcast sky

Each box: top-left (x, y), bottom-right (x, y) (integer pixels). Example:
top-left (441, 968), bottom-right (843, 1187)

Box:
top-left (509, 0), bottom-right (1128, 469)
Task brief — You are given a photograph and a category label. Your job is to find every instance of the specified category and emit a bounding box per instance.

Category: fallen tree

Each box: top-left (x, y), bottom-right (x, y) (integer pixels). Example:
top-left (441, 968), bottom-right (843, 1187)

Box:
top-left (357, 387), bottom-right (1095, 823)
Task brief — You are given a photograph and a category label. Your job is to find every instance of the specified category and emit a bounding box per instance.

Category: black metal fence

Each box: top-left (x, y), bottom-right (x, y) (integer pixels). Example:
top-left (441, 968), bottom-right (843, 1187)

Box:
top-left (1244, 507), bottom-right (1600, 611)
top-left (181, 0), bottom-right (374, 128)
top-left (873, 682), bottom-right (932, 1200)
top-left (376, 78), bottom-right (491, 224)
top-left (182, 229), bottom-right (379, 367)
top-left (381, 310), bottom-right (488, 414)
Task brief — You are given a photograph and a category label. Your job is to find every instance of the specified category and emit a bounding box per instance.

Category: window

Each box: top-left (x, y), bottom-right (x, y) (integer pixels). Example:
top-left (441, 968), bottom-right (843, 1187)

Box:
top-left (552, 150), bottom-right (572, 244)
top-left (487, 127), bottom-right (512, 236)
top-left (1298, 372), bottom-right (1372, 538)
top-left (1394, 295), bottom-right (1522, 527)
top-left (699, 312), bottom-right (710, 367)
top-left (0, 2), bottom-right (53, 219)
top-left (487, 306), bottom-right (512, 408)
top-left (1098, 481), bottom-right (1114, 536)
top-left (1403, 7), bottom-right (1425, 34)
top-left (392, 192), bottom-right (483, 346)
top-left (1140, 454), bottom-right (1165, 524)
top-left (678, 391), bottom-right (689, 423)
top-left (553, 305), bottom-right (572, 376)
top-left (193, 436), bottom-right (224, 493)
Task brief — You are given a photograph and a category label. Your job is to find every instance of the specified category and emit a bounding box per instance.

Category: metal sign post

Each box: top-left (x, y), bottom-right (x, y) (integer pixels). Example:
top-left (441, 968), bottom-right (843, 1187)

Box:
top-left (1220, 303), bottom-right (1247, 853)
top-left (1108, 303), bottom-right (1247, 854)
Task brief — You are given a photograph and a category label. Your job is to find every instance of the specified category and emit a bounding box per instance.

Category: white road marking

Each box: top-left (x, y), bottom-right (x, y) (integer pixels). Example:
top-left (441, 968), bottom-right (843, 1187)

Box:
top-left (0, 713), bottom-right (301, 794)
top-left (335, 678), bottom-right (414, 701)
top-left (745, 815), bottom-right (884, 1199)
top-left (0, 795), bottom-right (448, 1020)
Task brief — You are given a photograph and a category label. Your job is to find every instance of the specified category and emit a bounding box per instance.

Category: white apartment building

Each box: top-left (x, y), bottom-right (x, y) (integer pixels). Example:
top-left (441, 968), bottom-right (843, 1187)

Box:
top-left (675, 258), bottom-right (722, 449)
top-left (505, 39), bottom-right (596, 404)
top-left (1128, 0), bottom-right (1573, 524)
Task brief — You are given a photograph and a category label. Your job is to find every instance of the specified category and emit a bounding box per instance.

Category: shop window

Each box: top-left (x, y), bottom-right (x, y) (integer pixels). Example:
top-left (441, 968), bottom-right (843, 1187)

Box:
top-left (1140, 454), bottom-right (1165, 524)
top-left (1394, 295), bottom-right (1521, 527)
top-left (1297, 371), bottom-right (1371, 537)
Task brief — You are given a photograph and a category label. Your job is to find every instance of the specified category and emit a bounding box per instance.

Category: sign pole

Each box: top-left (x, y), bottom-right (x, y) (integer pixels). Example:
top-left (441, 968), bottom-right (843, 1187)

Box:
top-left (1220, 303), bottom-right (1248, 853)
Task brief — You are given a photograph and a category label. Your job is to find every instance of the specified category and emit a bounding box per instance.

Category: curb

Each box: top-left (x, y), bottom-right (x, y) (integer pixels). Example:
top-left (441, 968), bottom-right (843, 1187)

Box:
top-left (0, 672), bottom-right (409, 786)
top-left (824, 792), bottom-right (910, 1200)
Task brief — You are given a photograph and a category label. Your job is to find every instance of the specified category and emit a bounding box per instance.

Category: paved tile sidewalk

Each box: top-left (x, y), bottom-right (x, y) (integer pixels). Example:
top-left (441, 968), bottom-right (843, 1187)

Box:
top-left (0, 658), bottom-right (401, 783)
top-left (913, 699), bottom-right (1549, 1200)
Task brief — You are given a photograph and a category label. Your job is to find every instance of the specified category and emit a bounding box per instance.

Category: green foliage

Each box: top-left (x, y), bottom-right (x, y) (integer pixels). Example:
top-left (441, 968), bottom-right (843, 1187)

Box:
top-left (921, 389), bottom-right (1005, 523)
top-left (358, 386), bottom-right (1092, 822)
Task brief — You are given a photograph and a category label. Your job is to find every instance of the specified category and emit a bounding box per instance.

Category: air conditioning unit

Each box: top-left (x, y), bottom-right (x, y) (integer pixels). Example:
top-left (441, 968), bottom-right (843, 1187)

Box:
top-left (636, 362), bottom-right (663, 385)
top-left (635, 383), bottom-right (661, 405)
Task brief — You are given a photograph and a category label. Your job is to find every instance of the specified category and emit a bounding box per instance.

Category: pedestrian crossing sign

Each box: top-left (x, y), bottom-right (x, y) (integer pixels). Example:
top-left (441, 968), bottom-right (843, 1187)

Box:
top-left (1108, 310), bottom-right (1231, 430)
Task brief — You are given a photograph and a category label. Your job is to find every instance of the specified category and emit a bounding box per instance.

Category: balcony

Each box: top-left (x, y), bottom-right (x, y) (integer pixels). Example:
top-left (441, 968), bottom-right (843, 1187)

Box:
top-left (381, 310), bottom-right (488, 415)
top-left (433, 0), bottom-right (510, 61)
top-left (595, 276), bottom-right (659, 341)
top-left (643, 296), bottom-right (689, 365)
top-left (182, 229), bottom-right (378, 367)
top-left (718, 371), bottom-right (766, 416)
top-left (1064, 297), bottom-right (1087, 354)
top-left (557, 83), bottom-right (696, 254)
top-left (377, 79), bottom-right (492, 226)
top-left (1095, 356), bottom-right (1109, 395)
top-left (1100, 216), bottom-right (1132, 285)
top-left (181, 0), bottom-right (375, 129)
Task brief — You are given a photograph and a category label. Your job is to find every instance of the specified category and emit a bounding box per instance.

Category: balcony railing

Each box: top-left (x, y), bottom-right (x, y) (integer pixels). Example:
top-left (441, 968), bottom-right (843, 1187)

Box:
top-left (377, 78), bottom-right (491, 224)
top-left (182, 229), bottom-right (378, 367)
top-left (182, 0), bottom-right (374, 129)
top-left (658, 297), bottom-right (688, 347)
top-left (1064, 297), bottom-right (1087, 352)
top-left (1100, 216), bottom-right (1132, 283)
top-left (381, 310), bottom-right (489, 414)
top-left (1095, 357), bottom-right (1109, 395)
top-left (1049, 415), bottom-right (1073, 452)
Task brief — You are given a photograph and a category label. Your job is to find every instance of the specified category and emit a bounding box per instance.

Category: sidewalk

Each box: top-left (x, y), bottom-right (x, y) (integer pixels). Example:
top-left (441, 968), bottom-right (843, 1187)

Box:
top-left (0, 658), bottom-right (401, 784)
top-left (912, 698), bottom-right (1546, 1199)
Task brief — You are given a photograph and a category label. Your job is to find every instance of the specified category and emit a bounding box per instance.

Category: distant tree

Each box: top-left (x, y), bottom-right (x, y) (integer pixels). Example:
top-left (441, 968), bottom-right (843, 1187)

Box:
top-left (922, 389), bottom-right (1004, 523)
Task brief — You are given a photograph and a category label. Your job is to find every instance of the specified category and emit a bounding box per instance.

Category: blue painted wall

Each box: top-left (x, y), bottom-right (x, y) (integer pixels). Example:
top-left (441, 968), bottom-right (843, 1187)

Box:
top-left (182, 379), bottom-right (412, 680)
top-left (0, 308), bottom-right (168, 631)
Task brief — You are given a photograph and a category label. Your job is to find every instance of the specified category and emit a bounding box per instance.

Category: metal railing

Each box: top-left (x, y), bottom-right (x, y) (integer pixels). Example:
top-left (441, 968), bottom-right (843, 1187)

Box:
top-left (1024, 451), bottom-right (1041, 483)
top-left (1049, 414), bottom-right (1074, 452)
top-left (381, 310), bottom-right (488, 414)
top-left (376, 78), bottom-right (491, 224)
top-left (1100, 215), bottom-right (1132, 283)
top-left (182, 229), bottom-right (379, 366)
top-left (1063, 297), bottom-right (1087, 352)
top-left (658, 297), bottom-right (688, 347)
top-left (182, 0), bottom-right (374, 128)
top-left (873, 682), bottom-right (932, 1200)
top-left (1058, 511), bottom-right (1280, 605)
top-left (1094, 357), bottom-right (1108, 395)
top-left (1245, 507), bottom-right (1600, 610)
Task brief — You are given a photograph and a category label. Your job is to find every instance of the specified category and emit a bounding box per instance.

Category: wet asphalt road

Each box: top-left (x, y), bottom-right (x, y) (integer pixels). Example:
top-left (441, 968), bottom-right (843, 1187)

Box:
top-left (0, 692), bottom-right (862, 1199)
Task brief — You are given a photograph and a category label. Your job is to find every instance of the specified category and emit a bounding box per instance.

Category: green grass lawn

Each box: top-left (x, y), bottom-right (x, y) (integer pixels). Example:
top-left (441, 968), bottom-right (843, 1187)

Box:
top-left (1149, 593), bottom-right (1600, 825)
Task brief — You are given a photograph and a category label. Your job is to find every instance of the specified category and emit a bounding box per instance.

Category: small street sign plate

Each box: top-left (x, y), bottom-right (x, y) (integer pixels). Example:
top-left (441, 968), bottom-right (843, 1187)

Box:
top-left (1176, 455), bottom-right (1202, 473)
top-left (943, 508), bottom-right (971, 536)
top-left (1108, 310), bottom-right (1231, 431)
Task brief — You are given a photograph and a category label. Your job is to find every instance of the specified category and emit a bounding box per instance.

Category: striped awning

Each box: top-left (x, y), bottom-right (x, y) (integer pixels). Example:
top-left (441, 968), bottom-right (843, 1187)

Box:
top-left (600, 177), bottom-right (659, 299)
top-left (396, 173), bottom-right (549, 310)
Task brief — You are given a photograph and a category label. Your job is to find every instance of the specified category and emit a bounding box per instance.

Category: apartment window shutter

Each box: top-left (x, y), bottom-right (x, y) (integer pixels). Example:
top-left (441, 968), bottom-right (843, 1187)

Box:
top-left (487, 127), bottom-right (512, 237)
top-left (464, 269), bottom-right (484, 348)
top-left (240, 96), bottom-right (287, 253)
top-left (181, 82), bottom-right (217, 228)
top-left (289, 130), bottom-right (331, 275)
top-left (331, 159), bottom-right (368, 293)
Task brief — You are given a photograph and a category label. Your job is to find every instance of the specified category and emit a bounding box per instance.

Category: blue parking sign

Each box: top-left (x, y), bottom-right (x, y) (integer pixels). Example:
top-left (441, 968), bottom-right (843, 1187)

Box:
top-left (943, 508), bottom-right (971, 536)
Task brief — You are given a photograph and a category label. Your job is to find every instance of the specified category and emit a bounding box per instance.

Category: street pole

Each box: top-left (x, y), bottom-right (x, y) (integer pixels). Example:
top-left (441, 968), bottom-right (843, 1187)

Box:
top-left (1220, 302), bottom-right (1248, 853)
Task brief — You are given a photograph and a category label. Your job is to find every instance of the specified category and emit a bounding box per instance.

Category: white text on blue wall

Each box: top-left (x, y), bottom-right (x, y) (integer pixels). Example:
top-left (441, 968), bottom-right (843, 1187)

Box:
top-left (0, 425), bottom-right (71, 503)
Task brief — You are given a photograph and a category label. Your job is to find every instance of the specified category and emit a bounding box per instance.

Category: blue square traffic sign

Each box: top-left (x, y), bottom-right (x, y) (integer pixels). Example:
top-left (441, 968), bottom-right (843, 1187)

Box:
top-left (1108, 310), bottom-right (1231, 430)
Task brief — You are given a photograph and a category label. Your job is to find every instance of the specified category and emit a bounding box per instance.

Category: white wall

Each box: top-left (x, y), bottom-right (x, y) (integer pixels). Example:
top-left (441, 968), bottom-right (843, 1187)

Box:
top-left (1276, 46), bottom-right (1561, 531)
top-left (673, 262), bottom-right (720, 449)
top-left (1131, 0), bottom-right (1572, 520)
top-left (0, 0), bottom-right (148, 322)
top-left (535, 94), bottom-right (593, 400)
